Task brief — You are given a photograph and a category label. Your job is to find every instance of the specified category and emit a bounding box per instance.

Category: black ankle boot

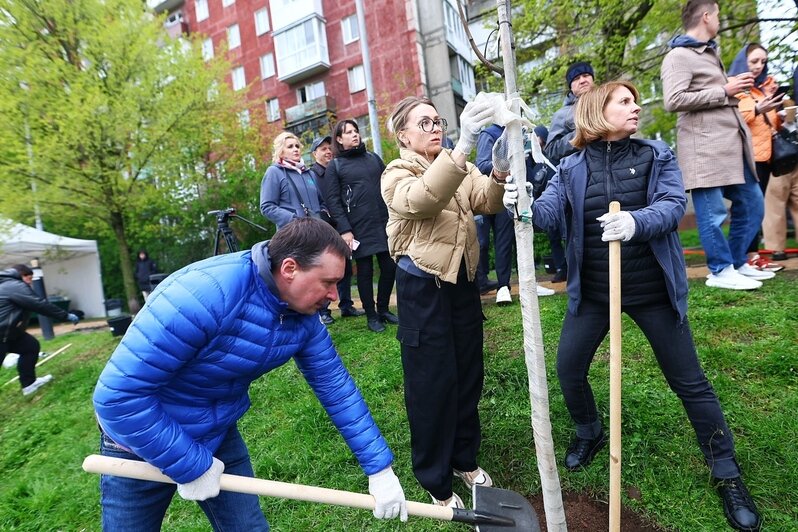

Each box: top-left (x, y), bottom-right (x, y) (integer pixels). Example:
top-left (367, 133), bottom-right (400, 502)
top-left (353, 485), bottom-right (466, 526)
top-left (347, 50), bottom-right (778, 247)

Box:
top-left (714, 477), bottom-right (761, 531)
top-left (564, 431), bottom-right (607, 471)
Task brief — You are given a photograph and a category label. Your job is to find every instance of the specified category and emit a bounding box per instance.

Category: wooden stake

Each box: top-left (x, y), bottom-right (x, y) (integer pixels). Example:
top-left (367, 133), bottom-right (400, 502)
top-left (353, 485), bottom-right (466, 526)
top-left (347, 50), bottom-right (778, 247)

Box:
top-left (608, 201), bottom-right (622, 531)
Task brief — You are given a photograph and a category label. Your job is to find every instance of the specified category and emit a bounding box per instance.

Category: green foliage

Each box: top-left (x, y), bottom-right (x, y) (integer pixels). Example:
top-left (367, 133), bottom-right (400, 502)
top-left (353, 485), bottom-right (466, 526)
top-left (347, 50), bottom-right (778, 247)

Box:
top-left (2, 270), bottom-right (797, 530)
top-left (0, 0), bottom-right (271, 306)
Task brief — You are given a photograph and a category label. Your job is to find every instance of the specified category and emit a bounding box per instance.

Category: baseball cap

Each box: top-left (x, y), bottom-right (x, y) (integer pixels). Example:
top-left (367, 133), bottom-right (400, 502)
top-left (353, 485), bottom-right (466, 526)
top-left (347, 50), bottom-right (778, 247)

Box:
top-left (310, 136), bottom-right (332, 153)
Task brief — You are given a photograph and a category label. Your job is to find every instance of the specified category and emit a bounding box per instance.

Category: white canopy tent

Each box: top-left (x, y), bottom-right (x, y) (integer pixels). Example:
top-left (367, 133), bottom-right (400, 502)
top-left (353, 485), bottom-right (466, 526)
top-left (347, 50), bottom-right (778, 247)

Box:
top-left (0, 221), bottom-right (106, 318)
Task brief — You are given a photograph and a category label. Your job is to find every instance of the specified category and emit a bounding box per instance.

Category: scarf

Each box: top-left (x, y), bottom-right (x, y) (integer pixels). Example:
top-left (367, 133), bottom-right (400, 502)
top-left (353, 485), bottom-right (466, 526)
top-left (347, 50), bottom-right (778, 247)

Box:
top-left (277, 158), bottom-right (307, 173)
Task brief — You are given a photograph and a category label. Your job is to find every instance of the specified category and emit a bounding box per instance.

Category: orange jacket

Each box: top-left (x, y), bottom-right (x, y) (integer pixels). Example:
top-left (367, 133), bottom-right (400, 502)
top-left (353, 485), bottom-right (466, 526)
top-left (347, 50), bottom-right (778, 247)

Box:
top-left (736, 76), bottom-right (782, 162)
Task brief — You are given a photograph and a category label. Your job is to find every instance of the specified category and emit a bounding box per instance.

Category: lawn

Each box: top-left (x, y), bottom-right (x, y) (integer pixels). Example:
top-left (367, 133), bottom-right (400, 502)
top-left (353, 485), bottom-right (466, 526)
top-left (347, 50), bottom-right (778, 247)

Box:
top-left (1, 271), bottom-right (796, 531)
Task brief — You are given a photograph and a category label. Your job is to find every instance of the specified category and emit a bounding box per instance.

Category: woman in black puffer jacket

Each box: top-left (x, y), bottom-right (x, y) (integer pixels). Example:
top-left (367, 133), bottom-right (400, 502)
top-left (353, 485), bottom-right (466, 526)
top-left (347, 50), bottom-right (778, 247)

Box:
top-left (325, 119), bottom-right (397, 333)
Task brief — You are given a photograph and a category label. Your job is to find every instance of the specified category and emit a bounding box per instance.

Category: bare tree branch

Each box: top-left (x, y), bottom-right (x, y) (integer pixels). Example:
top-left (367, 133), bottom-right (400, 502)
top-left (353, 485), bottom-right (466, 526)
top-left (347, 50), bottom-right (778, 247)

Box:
top-left (456, 0), bottom-right (504, 75)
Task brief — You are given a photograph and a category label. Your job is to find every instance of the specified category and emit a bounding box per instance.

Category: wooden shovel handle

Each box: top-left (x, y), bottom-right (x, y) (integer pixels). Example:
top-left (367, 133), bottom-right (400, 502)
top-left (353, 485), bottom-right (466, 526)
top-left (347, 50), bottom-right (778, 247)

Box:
top-left (82, 455), bottom-right (453, 521)
top-left (608, 201), bottom-right (622, 532)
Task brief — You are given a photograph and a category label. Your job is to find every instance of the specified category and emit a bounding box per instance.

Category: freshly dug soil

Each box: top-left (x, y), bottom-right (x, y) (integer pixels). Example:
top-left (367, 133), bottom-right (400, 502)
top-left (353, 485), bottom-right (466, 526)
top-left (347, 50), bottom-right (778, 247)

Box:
top-left (529, 491), bottom-right (666, 531)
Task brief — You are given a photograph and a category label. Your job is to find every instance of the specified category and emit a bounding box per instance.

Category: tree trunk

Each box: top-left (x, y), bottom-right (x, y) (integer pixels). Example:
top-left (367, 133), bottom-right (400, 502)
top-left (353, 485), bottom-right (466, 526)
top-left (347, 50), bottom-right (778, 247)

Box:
top-left (110, 211), bottom-right (142, 314)
top-left (495, 1), bottom-right (567, 530)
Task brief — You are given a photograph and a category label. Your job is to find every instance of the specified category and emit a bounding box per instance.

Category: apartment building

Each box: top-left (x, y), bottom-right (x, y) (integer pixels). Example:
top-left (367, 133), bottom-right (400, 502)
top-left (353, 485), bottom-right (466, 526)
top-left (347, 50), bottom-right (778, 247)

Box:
top-left (150, 0), bottom-right (477, 142)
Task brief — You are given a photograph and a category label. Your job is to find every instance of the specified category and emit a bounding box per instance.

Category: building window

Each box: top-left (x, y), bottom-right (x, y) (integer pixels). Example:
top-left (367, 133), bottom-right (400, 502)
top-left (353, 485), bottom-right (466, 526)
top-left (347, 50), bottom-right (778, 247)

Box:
top-left (227, 24), bottom-right (241, 49)
top-left (347, 64), bottom-right (365, 93)
top-left (254, 8), bottom-right (270, 35)
top-left (231, 66), bottom-right (246, 91)
top-left (201, 37), bottom-right (214, 61)
top-left (195, 0), bottom-right (209, 22)
top-left (296, 80), bottom-right (325, 103)
top-left (238, 109), bottom-right (250, 128)
top-left (444, 1), bottom-right (467, 47)
top-left (457, 55), bottom-right (476, 101)
top-left (266, 98), bottom-right (280, 122)
top-left (341, 14), bottom-right (359, 44)
top-left (259, 53), bottom-right (275, 79)
top-left (222, 0), bottom-right (235, 6)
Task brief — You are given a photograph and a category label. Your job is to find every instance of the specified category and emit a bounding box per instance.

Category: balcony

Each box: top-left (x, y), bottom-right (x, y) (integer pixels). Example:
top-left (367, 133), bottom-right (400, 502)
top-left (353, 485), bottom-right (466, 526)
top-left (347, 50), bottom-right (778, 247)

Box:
top-left (165, 21), bottom-right (190, 39)
top-left (285, 95), bottom-right (336, 126)
top-left (274, 16), bottom-right (330, 84)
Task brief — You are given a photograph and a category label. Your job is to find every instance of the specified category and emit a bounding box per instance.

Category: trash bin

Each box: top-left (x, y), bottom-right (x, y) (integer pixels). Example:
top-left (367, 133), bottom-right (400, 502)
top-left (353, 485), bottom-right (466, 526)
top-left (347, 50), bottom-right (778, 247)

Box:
top-left (149, 273), bottom-right (168, 291)
top-left (107, 315), bottom-right (132, 337)
top-left (105, 298), bottom-right (124, 318)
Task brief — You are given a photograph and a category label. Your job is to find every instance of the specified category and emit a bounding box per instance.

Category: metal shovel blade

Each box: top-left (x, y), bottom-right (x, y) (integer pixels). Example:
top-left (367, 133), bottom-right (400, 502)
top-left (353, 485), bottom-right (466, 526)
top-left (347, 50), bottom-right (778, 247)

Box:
top-left (450, 485), bottom-right (541, 531)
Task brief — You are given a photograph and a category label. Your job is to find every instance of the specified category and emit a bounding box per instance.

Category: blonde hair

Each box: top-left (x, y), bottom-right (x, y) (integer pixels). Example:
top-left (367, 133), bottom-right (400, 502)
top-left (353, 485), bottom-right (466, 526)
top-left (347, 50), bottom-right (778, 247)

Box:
top-left (272, 131), bottom-right (301, 163)
top-left (571, 81), bottom-right (640, 150)
top-left (387, 96), bottom-right (434, 148)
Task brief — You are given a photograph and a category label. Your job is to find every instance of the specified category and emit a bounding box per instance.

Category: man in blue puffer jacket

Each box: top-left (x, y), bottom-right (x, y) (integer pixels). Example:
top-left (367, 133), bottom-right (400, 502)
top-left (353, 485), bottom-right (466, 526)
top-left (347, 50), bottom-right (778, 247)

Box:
top-left (93, 218), bottom-right (407, 530)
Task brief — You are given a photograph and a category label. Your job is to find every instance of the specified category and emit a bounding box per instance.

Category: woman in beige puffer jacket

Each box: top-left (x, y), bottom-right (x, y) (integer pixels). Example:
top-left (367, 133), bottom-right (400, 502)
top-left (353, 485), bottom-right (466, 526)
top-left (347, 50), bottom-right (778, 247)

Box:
top-left (380, 95), bottom-right (505, 509)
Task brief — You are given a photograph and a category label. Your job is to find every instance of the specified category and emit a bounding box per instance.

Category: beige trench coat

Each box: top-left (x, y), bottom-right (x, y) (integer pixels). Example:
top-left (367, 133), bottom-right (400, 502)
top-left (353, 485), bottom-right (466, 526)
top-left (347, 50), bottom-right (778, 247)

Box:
top-left (661, 43), bottom-right (756, 191)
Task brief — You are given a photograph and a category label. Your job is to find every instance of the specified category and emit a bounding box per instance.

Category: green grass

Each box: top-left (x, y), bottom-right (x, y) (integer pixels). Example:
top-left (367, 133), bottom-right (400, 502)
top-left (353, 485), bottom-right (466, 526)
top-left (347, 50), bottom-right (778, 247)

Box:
top-left (1, 272), bottom-right (797, 531)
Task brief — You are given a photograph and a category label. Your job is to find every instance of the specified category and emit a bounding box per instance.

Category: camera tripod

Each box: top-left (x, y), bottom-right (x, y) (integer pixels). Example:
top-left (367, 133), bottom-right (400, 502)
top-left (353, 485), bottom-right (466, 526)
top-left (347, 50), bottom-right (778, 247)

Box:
top-left (209, 208), bottom-right (271, 256)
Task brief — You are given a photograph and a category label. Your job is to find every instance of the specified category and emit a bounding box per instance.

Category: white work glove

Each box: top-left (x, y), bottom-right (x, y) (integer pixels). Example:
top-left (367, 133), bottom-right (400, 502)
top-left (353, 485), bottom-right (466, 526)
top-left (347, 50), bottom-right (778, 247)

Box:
top-left (598, 211), bottom-right (636, 242)
top-left (67, 313), bottom-right (80, 324)
top-left (492, 129), bottom-right (511, 174)
top-left (454, 97), bottom-right (496, 156)
top-left (176, 457), bottom-right (224, 501)
top-left (368, 466), bottom-right (407, 521)
top-left (502, 174), bottom-right (533, 212)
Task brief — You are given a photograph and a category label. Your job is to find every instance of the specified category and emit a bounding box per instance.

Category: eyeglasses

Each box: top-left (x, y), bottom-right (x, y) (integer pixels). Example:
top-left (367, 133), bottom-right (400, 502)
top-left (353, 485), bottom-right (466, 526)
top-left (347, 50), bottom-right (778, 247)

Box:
top-left (417, 118), bottom-right (447, 133)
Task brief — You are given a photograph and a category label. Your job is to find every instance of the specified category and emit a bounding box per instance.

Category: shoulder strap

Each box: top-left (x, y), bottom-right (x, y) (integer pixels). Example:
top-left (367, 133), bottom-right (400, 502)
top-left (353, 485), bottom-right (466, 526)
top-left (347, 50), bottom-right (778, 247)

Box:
top-left (282, 168), bottom-right (310, 216)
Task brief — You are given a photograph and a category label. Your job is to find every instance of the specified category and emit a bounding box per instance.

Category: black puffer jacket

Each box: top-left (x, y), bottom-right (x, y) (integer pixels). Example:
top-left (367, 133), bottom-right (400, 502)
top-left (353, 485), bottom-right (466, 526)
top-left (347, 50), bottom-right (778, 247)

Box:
top-left (325, 143), bottom-right (388, 259)
top-left (0, 268), bottom-right (69, 342)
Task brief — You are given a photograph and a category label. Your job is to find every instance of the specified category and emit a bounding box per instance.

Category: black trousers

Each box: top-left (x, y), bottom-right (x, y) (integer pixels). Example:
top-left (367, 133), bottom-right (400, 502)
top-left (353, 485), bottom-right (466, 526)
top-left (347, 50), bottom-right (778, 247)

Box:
top-left (395, 264), bottom-right (484, 499)
top-left (337, 257), bottom-right (355, 309)
top-left (355, 251), bottom-right (396, 318)
top-left (556, 298), bottom-right (740, 478)
top-left (1, 331), bottom-right (42, 388)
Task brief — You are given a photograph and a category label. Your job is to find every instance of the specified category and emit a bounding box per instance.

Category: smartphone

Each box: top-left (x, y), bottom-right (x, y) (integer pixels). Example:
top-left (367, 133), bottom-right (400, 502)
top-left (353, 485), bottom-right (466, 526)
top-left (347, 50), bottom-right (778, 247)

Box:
top-left (774, 85), bottom-right (792, 98)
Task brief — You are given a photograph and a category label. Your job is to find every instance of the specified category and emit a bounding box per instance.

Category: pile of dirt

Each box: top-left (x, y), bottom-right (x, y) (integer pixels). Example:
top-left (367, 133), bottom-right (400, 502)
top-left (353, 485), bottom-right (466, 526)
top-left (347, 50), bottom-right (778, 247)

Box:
top-left (529, 491), bottom-right (665, 531)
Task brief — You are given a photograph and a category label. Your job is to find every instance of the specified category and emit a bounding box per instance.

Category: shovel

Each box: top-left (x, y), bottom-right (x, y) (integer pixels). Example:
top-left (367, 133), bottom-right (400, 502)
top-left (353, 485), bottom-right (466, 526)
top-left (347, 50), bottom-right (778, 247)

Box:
top-left (82, 455), bottom-right (540, 531)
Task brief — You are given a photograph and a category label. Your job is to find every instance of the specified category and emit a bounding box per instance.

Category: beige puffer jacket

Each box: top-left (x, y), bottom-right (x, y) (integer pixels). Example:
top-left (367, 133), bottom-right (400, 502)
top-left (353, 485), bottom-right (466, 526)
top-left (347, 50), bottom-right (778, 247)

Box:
top-left (381, 148), bottom-right (505, 284)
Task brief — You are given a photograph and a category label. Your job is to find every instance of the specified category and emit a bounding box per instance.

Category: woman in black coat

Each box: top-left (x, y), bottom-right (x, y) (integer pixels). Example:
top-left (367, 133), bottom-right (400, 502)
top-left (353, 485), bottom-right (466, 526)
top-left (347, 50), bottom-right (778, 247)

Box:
top-left (325, 119), bottom-right (397, 333)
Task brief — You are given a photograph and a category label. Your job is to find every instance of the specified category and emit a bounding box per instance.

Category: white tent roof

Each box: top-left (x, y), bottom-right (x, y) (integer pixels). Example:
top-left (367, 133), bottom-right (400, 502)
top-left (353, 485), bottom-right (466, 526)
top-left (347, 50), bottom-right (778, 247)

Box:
top-left (0, 221), bottom-right (98, 264)
top-left (0, 220), bottom-right (107, 318)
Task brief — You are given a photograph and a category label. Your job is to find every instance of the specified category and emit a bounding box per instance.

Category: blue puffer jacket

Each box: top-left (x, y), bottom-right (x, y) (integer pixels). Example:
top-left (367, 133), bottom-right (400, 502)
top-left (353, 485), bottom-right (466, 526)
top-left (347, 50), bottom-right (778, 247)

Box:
top-left (93, 243), bottom-right (393, 483)
top-left (533, 139), bottom-right (690, 321)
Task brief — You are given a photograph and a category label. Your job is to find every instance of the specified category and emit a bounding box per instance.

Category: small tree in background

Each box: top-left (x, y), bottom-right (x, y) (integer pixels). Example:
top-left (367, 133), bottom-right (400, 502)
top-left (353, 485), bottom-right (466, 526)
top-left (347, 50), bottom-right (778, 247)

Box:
top-left (0, 0), bottom-right (270, 312)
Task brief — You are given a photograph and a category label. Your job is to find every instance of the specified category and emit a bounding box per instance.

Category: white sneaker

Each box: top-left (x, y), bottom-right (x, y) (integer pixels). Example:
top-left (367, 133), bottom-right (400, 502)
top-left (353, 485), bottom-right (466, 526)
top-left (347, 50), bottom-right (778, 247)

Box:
top-left (705, 265), bottom-right (762, 290)
top-left (454, 467), bottom-right (493, 489)
top-left (430, 492), bottom-right (464, 509)
top-left (496, 286), bottom-right (512, 305)
top-left (737, 263), bottom-right (775, 280)
top-left (537, 285), bottom-right (555, 296)
top-left (22, 374), bottom-right (53, 396)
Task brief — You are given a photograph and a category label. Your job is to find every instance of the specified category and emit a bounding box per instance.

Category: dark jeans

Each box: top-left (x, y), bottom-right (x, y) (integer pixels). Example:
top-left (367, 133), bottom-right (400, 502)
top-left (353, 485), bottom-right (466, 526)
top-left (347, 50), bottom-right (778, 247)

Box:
top-left (99, 425), bottom-right (269, 531)
top-left (337, 257), bottom-right (355, 309)
top-left (1, 331), bottom-right (41, 388)
top-left (477, 210), bottom-right (514, 288)
top-left (355, 251), bottom-right (396, 318)
top-left (556, 298), bottom-right (740, 478)
top-left (395, 264), bottom-right (484, 499)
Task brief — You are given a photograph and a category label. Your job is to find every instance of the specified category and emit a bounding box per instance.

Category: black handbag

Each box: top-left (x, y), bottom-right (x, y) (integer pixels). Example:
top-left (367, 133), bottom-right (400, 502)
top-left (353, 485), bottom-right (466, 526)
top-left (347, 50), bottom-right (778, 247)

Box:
top-left (763, 113), bottom-right (798, 176)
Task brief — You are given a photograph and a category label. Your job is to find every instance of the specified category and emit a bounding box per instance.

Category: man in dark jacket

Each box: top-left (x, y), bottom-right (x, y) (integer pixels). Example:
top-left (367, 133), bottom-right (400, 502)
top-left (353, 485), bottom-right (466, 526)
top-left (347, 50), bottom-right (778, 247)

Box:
top-left (309, 135), bottom-right (364, 321)
top-left (544, 61), bottom-right (595, 167)
top-left (93, 218), bottom-right (406, 529)
top-left (0, 264), bottom-right (79, 395)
